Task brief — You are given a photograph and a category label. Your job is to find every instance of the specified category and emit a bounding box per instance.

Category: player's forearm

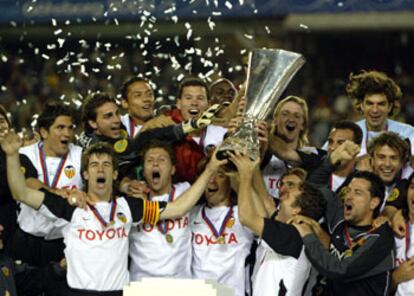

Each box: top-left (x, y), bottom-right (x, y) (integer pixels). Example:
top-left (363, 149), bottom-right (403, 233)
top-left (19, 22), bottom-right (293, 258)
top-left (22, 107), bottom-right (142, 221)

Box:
top-left (238, 173), bottom-right (264, 235)
top-left (161, 166), bottom-right (216, 219)
top-left (253, 167), bottom-right (275, 217)
top-left (7, 153), bottom-right (44, 209)
top-left (268, 137), bottom-right (301, 164)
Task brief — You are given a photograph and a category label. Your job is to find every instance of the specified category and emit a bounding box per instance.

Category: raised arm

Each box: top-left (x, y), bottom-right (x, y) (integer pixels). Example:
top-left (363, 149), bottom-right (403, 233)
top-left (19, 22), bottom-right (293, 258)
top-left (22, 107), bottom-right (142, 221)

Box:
top-left (228, 150), bottom-right (265, 236)
top-left (1, 130), bottom-right (45, 209)
top-left (160, 151), bottom-right (227, 220)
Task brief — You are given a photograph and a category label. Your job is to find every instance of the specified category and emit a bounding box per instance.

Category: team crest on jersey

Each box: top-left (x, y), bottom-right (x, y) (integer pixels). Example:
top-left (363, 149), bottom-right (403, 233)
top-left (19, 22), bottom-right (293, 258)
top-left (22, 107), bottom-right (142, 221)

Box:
top-left (226, 216), bottom-right (235, 228)
top-left (387, 188), bottom-right (399, 202)
top-left (20, 166), bottom-right (26, 175)
top-left (1, 266), bottom-right (10, 277)
top-left (64, 165), bottom-right (76, 179)
top-left (117, 212), bottom-right (127, 224)
top-left (114, 139), bottom-right (128, 153)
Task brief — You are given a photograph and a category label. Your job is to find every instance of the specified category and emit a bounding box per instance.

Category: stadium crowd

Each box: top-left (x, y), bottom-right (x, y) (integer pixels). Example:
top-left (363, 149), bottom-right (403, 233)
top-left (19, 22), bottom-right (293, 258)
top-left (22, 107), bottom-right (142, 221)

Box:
top-left (0, 67), bottom-right (414, 296)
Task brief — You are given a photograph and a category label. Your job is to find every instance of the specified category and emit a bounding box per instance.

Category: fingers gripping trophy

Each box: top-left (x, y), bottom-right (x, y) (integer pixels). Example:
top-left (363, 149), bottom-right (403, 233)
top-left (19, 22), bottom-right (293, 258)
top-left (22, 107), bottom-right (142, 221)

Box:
top-left (217, 48), bottom-right (305, 169)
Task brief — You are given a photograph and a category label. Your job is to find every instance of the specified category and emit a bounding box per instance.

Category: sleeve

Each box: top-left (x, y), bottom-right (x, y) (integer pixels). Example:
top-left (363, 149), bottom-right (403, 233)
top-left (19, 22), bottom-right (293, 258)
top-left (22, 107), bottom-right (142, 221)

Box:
top-left (297, 149), bottom-right (326, 173)
top-left (19, 154), bottom-right (38, 179)
top-left (135, 125), bottom-right (186, 153)
top-left (41, 189), bottom-right (76, 222)
top-left (262, 218), bottom-right (303, 258)
top-left (302, 224), bottom-right (394, 281)
top-left (306, 156), bottom-right (337, 188)
top-left (385, 180), bottom-right (408, 210)
top-left (124, 196), bottom-right (167, 224)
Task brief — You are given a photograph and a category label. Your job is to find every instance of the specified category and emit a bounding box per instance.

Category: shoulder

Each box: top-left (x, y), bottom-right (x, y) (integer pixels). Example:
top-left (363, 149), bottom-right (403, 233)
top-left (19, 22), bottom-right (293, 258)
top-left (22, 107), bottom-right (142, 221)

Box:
top-left (389, 119), bottom-right (414, 135)
top-left (19, 141), bottom-right (38, 155)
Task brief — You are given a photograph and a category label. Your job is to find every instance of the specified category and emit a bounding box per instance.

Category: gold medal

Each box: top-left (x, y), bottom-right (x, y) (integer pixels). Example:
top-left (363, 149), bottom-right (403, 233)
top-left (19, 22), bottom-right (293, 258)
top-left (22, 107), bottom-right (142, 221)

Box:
top-left (5, 291), bottom-right (10, 296)
top-left (217, 236), bottom-right (225, 244)
top-left (108, 220), bottom-right (115, 227)
top-left (166, 234), bottom-right (174, 244)
top-left (344, 249), bottom-right (353, 258)
top-left (2, 266), bottom-right (10, 277)
top-left (226, 217), bottom-right (235, 228)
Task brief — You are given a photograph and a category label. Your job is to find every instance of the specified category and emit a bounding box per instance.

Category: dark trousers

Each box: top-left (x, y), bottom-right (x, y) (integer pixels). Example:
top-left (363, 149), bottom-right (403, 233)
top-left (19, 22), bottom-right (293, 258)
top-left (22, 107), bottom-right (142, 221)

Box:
top-left (11, 226), bottom-right (64, 266)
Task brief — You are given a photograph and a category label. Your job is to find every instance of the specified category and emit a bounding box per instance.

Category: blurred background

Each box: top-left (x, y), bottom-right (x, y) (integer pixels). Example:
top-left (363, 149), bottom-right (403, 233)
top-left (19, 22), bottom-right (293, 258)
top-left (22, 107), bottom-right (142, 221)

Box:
top-left (1, 0), bottom-right (414, 146)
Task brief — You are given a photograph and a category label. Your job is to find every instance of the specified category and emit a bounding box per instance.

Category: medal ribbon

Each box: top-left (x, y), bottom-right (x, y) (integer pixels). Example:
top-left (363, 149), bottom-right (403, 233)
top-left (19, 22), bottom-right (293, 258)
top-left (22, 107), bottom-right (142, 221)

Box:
top-left (129, 116), bottom-right (137, 139)
top-left (344, 223), bottom-right (376, 250)
top-left (158, 187), bottom-right (176, 235)
top-left (88, 198), bottom-right (118, 228)
top-left (38, 142), bottom-right (68, 188)
top-left (406, 222), bottom-right (411, 260)
top-left (201, 206), bottom-right (233, 238)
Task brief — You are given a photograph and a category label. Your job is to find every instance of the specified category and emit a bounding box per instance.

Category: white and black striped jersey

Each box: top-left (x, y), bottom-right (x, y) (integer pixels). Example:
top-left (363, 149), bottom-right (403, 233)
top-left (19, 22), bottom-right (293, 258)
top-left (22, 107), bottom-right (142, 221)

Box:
top-left (394, 222), bottom-right (414, 296)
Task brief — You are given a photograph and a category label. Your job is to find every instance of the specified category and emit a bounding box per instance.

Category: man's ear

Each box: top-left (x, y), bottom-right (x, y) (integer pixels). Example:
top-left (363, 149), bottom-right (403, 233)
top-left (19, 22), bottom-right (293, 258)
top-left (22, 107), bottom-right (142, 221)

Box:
top-left (121, 99), bottom-right (129, 110)
top-left (171, 165), bottom-right (176, 177)
top-left (176, 98), bottom-right (182, 110)
top-left (83, 170), bottom-right (89, 181)
top-left (292, 207), bottom-right (302, 216)
top-left (88, 120), bottom-right (98, 130)
top-left (370, 196), bottom-right (381, 212)
top-left (113, 169), bottom-right (118, 181)
top-left (39, 127), bottom-right (48, 140)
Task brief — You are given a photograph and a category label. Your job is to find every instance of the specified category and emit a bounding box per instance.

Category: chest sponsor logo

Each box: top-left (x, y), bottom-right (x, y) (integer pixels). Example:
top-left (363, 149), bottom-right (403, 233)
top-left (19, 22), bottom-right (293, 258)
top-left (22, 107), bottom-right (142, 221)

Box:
top-left (137, 216), bottom-right (188, 233)
top-left (192, 232), bottom-right (238, 246)
top-left (77, 227), bottom-right (127, 241)
top-left (267, 177), bottom-right (279, 189)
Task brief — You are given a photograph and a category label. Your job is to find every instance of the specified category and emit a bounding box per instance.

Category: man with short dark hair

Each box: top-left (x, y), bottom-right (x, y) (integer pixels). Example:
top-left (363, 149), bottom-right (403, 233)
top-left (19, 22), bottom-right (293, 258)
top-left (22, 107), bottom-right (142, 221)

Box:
top-left (230, 151), bottom-right (326, 296)
top-left (120, 77), bottom-right (155, 138)
top-left (295, 170), bottom-right (395, 296)
top-left (140, 77), bottom-right (226, 183)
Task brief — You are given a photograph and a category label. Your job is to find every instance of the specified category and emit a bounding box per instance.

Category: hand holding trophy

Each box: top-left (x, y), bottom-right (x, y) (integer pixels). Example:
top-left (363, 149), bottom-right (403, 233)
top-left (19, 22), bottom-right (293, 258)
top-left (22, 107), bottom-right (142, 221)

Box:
top-left (216, 48), bottom-right (305, 170)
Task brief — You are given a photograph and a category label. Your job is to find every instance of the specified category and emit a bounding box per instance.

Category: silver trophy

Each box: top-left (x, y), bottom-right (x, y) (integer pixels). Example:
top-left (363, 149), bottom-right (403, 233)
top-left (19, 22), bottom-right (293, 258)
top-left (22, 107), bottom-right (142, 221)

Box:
top-left (217, 49), bottom-right (305, 169)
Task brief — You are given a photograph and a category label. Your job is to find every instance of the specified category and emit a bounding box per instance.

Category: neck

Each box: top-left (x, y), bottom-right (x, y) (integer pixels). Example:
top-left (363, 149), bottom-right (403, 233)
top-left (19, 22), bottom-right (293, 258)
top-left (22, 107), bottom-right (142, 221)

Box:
top-left (367, 119), bottom-right (387, 132)
top-left (151, 183), bottom-right (173, 198)
top-left (207, 196), bottom-right (231, 208)
top-left (352, 216), bottom-right (373, 227)
top-left (88, 191), bottom-right (112, 203)
top-left (129, 114), bottom-right (145, 126)
top-left (42, 142), bottom-right (59, 157)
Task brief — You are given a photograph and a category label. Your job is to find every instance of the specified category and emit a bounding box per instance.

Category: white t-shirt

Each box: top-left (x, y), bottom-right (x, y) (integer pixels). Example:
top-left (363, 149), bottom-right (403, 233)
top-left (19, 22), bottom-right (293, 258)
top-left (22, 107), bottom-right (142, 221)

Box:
top-left (129, 182), bottom-right (192, 280)
top-left (190, 205), bottom-right (254, 296)
top-left (120, 114), bottom-right (143, 138)
top-left (357, 119), bottom-right (414, 155)
top-left (39, 192), bottom-right (156, 291)
top-left (394, 222), bottom-right (414, 296)
top-left (18, 142), bottom-right (83, 239)
top-left (253, 240), bottom-right (311, 296)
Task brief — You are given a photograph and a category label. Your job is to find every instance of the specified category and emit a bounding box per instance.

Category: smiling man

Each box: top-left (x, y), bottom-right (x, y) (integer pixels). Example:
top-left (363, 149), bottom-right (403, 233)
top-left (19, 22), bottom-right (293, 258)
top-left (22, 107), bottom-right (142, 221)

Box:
top-left (120, 77), bottom-right (155, 139)
top-left (346, 70), bottom-right (414, 155)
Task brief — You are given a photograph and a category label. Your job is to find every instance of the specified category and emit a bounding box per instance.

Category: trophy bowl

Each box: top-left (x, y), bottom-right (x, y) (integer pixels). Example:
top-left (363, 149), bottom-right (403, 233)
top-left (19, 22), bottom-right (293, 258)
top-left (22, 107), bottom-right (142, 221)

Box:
top-left (216, 48), bottom-right (305, 171)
